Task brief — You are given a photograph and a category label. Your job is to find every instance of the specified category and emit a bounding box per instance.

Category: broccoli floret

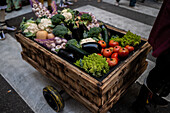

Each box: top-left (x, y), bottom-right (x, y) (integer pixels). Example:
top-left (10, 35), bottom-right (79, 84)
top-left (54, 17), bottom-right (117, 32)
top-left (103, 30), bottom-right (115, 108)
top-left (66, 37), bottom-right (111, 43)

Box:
top-left (51, 14), bottom-right (65, 25)
top-left (53, 25), bottom-right (68, 38)
top-left (88, 27), bottom-right (102, 40)
top-left (66, 39), bottom-right (81, 48)
top-left (74, 53), bottom-right (109, 77)
top-left (81, 14), bottom-right (92, 26)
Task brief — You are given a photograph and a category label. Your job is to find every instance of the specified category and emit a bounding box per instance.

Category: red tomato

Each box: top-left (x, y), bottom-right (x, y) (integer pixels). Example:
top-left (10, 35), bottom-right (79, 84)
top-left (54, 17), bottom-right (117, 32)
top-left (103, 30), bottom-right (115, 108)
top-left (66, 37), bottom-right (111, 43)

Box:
top-left (109, 40), bottom-right (119, 47)
top-left (111, 53), bottom-right (118, 58)
top-left (125, 45), bottom-right (134, 52)
top-left (103, 48), bottom-right (112, 58)
top-left (97, 53), bottom-right (102, 56)
top-left (98, 40), bottom-right (106, 48)
top-left (106, 58), bottom-right (110, 62)
top-left (113, 46), bottom-right (122, 53)
top-left (109, 47), bottom-right (114, 53)
top-left (101, 48), bottom-right (104, 54)
top-left (118, 48), bottom-right (129, 57)
top-left (107, 58), bottom-right (118, 67)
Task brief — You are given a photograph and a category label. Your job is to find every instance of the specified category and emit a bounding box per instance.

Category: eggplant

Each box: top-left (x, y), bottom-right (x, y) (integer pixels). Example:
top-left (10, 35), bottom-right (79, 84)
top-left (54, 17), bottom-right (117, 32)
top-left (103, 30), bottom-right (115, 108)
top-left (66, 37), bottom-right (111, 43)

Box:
top-left (82, 42), bottom-right (102, 54)
top-left (58, 49), bottom-right (76, 62)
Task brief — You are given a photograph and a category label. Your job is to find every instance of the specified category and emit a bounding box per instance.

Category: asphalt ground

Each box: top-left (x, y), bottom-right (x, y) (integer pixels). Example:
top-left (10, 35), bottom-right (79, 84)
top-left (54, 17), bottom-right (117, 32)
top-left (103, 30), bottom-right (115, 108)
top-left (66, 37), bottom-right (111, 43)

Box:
top-left (0, 74), bottom-right (34, 113)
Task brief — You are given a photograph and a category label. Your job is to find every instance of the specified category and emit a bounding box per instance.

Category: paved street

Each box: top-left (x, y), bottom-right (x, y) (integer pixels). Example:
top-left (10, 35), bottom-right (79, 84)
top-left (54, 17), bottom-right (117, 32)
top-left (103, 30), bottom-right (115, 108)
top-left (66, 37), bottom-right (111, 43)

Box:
top-left (1, 0), bottom-right (170, 113)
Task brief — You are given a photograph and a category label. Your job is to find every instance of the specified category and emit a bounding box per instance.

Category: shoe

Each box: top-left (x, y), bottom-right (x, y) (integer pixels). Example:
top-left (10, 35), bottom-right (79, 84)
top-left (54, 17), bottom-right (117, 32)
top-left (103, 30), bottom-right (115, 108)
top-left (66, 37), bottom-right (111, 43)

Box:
top-left (129, 6), bottom-right (139, 10)
top-left (0, 31), bottom-right (6, 40)
top-left (115, 2), bottom-right (119, 6)
top-left (132, 102), bottom-right (150, 113)
top-left (0, 21), bottom-right (17, 31)
top-left (59, 4), bottom-right (68, 8)
top-left (151, 94), bottom-right (169, 107)
top-left (65, 1), bottom-right (74, 5)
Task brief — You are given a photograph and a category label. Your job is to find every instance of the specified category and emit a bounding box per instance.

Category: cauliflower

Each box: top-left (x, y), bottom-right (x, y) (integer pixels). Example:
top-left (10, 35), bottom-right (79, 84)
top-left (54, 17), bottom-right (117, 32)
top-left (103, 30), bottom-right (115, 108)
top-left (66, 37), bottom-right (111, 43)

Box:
top-left (23, 22), bottom-right (39, 34)
top-left (62, 12), bottom-right (72, 21)
top-left (61, 8), bottom-right (73, 21)
top-left (20, 18), bottom-right (39, 37)
top-left (38, 18), bottom-right (52, 32)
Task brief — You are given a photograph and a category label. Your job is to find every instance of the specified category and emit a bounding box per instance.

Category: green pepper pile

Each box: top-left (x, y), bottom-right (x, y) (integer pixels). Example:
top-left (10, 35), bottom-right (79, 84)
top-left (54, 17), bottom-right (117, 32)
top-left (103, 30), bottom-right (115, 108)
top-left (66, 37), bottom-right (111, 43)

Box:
top-left (74, 53), bottom-right (110, 77)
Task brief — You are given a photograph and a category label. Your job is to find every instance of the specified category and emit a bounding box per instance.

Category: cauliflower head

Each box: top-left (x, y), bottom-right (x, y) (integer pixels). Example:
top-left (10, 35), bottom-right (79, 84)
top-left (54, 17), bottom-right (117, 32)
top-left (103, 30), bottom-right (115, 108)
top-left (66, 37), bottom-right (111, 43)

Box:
top-left (38, 18), bottom-right (53, 32)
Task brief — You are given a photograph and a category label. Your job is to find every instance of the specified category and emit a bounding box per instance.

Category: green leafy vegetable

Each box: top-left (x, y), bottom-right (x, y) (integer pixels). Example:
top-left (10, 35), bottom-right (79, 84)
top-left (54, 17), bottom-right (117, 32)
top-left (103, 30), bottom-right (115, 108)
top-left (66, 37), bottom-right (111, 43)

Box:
top-left (66, 39), bottom-right (81, 48)
top-left (51, 14), bottom-right (65, 25)
top-left (81, 13), bottom-right (92, 26)
top-left (88, 27), bottom-right (103, 41)
top-left (74, 53), bottom-right (109, 77)
top-left (52, 25), bottom-right (68, 38)
top-left (110, 31), bottom-right (141, 47)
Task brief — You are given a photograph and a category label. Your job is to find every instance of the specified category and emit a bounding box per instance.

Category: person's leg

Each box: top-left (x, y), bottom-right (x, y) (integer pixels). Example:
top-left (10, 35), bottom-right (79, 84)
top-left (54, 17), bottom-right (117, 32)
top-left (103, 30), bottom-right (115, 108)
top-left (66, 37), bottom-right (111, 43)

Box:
top-left (6, 0), bottom-right (13, 12)
top-left (132, 85), bottom-right (151, 113)
top-left (0, 9), bottom-right (5, 22)
top-left (0, 9), bottom-right (16, 31)
top-left (146, 51), bottom-right (170, 106)
top-left (115, 0), bottom-right (120, 6)
top-left (129, 0), bottom-right (136, 7)
top-left (47, 0), bottom-right (52, 11)
top-left (65, 0), bottom-right (73, 5)
top-left (12, 0), bottom-right (22, 10)
top-left (59, 0), bottom-right (67, 8)
top-left (38, 0), bottom-right (44, 4)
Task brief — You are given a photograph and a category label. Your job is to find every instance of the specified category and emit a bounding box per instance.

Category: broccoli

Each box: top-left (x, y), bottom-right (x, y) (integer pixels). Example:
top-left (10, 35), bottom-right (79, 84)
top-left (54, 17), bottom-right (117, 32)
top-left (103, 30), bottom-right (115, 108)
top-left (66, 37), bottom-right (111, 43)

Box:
top-left (66, 39), bottom-right (81, 48)
top-left (74, 53), bottom-right (109, 77)
top-left (81, 13), bottom-right (92, 26)
top-left (51, 14), bottom-right (65, 25)
top-left (87, 27), bottom-right (102, 41)
top-left (53, 25), bottom-right (68, 38)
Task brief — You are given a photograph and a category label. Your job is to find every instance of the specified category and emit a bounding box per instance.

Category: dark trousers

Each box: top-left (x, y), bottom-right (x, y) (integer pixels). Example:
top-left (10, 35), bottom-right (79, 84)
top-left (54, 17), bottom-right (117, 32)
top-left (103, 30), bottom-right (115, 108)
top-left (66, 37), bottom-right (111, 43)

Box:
top-left (147, 50), bottom-right (170, 97)
top-left (129, 0), bottom-right (136, 7)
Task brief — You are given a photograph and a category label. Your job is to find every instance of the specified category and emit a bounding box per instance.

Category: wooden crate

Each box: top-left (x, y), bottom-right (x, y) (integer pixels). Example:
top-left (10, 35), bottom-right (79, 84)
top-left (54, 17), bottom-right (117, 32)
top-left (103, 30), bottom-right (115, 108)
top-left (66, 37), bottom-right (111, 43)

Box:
top-left (15, 25), bottom-right (152, 113)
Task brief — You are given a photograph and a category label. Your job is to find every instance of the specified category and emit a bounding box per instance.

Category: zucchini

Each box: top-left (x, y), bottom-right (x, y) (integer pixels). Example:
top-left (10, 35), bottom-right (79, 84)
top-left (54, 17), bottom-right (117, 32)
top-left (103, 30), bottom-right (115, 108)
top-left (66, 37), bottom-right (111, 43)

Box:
top-left (101, 25), bottom-right (109, 47)
top-left (66, 44), bottom-right (90, 58)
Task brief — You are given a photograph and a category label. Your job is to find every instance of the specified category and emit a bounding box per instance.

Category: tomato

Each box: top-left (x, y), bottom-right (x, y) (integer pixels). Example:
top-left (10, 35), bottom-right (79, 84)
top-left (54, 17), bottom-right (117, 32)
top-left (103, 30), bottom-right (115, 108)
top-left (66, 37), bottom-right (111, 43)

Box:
top-left (113, 46), bottom-right (122, 53)
top-left (103, 48), bottom-right (112, 58)
top-left (125, 45), bottom-right (134, 52)
top-left (109, 40), bottom-right (119, 47)
top-left (97, 53), bottom-right (102, 56)
top-left (98, 40), bottom-right (106, 48)
top-left (101, 48), bottom-right (104, 54)
top-left (118, 48), bottom-right (129, 57)
top-left (107, 58), bottom-right (118, 67)
top-left (109, 47), bottom-right (114, 53)
top-left (106, 58), bottom-right (110, 62)
top-left (111, 53), bottom-right (118, 58)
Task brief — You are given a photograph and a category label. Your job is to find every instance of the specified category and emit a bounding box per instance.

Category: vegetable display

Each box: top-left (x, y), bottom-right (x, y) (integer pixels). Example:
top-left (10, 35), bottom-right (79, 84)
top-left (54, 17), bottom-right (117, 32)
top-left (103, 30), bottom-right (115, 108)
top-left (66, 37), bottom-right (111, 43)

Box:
top-left (20, 4), bottom-right (142, 78)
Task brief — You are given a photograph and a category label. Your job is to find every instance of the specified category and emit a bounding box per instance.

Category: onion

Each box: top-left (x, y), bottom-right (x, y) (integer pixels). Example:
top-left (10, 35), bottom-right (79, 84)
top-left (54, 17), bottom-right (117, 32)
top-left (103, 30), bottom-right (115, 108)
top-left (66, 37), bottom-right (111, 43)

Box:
top-left (55, 38), bottom-right (62, 44)
top-left (54, 37), bottom-right (60, 40)
top-left (51, 43), bottom-right (56, 48)
top-left (51, 48), bottom-right (55, 51)
top-left (47, 33), bottom-right (55, 39)
top-left (62, 38), bottom-right (67, 43)
top-left (36, 30), bottom-right (48, 39)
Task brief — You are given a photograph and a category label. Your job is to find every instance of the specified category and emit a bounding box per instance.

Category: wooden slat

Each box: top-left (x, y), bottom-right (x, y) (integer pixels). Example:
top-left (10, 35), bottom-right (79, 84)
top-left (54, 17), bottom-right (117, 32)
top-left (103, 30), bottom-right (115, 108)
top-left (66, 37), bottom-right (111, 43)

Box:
top-left (21, 52), bottom-right (99, 113)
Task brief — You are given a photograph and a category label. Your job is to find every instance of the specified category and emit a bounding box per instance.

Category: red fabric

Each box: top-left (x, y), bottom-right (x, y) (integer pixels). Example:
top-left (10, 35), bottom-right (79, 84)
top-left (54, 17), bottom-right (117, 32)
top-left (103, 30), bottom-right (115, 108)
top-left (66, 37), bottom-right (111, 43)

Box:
top-left (148, 0), bottom-right (170, 57)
